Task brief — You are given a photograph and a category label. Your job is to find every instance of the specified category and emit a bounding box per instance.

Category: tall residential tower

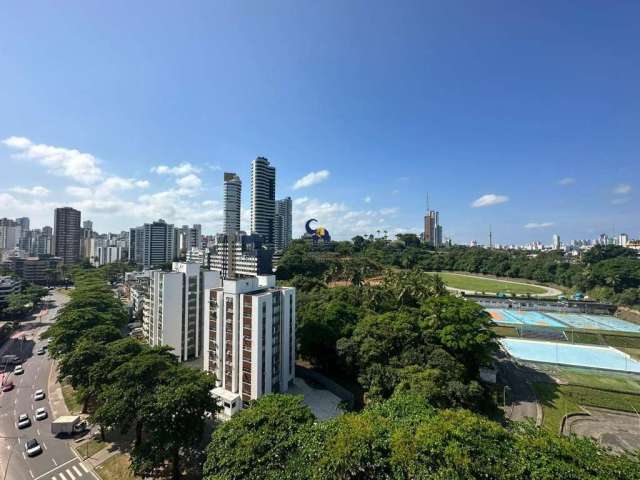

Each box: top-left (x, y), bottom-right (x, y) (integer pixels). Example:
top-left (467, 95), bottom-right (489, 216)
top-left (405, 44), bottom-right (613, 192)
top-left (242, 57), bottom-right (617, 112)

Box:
top-left (250, 157), bottom-right (276, 246)
top-left (275, 197), bottom-right (292, 252)
top-left (53, 207), bottom-right (81, 264)
top-left (223, 172), bottom-right (242, 234)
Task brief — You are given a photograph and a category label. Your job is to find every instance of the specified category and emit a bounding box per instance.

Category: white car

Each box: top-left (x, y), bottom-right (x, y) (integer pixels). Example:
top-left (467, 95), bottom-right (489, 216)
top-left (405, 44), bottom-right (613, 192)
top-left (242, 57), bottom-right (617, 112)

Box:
top-left (24, 439), bottom-right (42, 457)
top-left (35, 408), bottom-right (47, 421)
top-left (13, 365), bottom-right (24, 375)
top-left (17, 414), bottom-right (31, 429)
top-left (33, 389), bottom-right (45, 401)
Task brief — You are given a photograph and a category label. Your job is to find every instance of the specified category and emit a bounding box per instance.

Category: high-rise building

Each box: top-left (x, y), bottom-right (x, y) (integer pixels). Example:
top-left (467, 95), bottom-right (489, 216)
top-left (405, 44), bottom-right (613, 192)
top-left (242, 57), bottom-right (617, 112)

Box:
top-left (128, 219), bottom-right (175, 269)
top-left (16, 217), bottom-right (30, 250)
top-left (53, 207), bottom-right (81, 264)
top-left (82, 220), bottom-right (93, 231)
top-left (224, 172), bottom-right (242, 234)
top-left (274, 197), bottom-right (292, 252)
top-left (0, 218), bottom-right (21, 251)
top-left (423, 210), bottom-right (442, 247)
top-left (552, 234), bottom-right (561, 250)
top-left (27, 228), bottom-right (53, 256)
top-left (175, 224), bottom-right (202, 258)
top-left (203, 274), bottom-right (295, 418)
top-left (618, 233), bottom-right (629, 247)
top-left (210, 232), bottom-right (273, 280)
top-left (250, 157), bottom-right (276, 246)
top-left (144, 262), bottom-right (221, 362)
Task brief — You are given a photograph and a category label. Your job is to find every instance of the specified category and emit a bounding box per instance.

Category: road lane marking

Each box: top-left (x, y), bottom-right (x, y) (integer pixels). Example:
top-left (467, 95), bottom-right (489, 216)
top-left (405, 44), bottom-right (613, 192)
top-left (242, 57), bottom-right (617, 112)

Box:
top-left (29, 469), bottom-right (34, 478)
top-left (66, 468), bottom-right (76, 480)
top-left (32, 457), bottom-right (76, 480)
top-left (22, 452), bottom-right (26, 459)
top-left (80, 464), bottom-right (89, 473)
top-left (72, 465), bottom-right (82, 476)
top-left (37, 428), bottom-right (40, 435)
top-left (58, 472), bottom-right (68, 480)
top-left (42, 441), bottom-right (47, 450)
top-left (52, 457), bottom-right (58, 466)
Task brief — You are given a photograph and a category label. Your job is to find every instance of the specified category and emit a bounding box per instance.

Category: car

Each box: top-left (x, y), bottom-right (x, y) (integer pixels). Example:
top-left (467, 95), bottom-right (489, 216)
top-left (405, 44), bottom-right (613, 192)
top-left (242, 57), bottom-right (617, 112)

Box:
top-left (2, 382), bottom-right (14, 392)
top-left (17, 414), bottom-right (31, 429)
top-left (33, 389), bottom-right (45, 401)
top-left (35, 408), bottom-right (47, 420)
top-left (14, 365), bottom-right (24, 375)
top-left (24, 439), bottom-right (42, 457)
top-left (36, 347), bottom-right (45, 355)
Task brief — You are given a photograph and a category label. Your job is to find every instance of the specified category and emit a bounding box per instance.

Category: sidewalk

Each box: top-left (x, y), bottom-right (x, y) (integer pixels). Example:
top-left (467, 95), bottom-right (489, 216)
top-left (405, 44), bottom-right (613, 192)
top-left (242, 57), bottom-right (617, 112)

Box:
top-left (47, 359), bottom-right (70, 418)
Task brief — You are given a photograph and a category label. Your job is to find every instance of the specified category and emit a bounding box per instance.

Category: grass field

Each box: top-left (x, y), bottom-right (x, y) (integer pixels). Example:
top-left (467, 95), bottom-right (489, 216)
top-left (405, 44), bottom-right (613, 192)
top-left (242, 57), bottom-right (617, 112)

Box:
top-left (61, 379), bottom-right (83, 414)
top-left (77, 439), bottom-right (108, 459)
top-left (531, 366), bottom-right (640, 432)
top-left (96, 453), bottom-right (141, 480)
top-left (429, 272), bottom-right (548, 295)
top-left (492, 325), bottom-right (519, 337)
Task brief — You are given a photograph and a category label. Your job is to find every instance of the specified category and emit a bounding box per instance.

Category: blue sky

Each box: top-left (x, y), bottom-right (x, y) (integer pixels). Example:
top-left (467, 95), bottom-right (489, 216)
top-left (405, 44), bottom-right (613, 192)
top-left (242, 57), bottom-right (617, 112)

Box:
top-left (1, 1), bottom-right (638, 243)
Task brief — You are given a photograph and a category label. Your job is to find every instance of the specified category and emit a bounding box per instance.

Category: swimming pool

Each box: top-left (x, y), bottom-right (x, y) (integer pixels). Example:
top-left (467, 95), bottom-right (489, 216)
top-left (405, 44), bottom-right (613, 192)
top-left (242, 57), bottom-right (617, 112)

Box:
top-left (487, 308), bottom-right (640, 333)
top-left (500, 338), bottom-right (640, 373)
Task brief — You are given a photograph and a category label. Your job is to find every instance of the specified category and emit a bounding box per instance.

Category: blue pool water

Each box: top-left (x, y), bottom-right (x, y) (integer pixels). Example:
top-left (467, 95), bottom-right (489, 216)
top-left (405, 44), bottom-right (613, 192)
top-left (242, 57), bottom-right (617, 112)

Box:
top-left (487, 308), bottom-right (640, 333)
top-left (500, 338), bottom-right (640, 373)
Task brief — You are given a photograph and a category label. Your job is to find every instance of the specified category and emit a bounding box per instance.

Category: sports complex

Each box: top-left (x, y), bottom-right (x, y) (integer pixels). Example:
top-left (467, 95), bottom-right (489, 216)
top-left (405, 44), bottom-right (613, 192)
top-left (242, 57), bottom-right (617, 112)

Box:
top-left (488, 308), bottom-right (640, 373)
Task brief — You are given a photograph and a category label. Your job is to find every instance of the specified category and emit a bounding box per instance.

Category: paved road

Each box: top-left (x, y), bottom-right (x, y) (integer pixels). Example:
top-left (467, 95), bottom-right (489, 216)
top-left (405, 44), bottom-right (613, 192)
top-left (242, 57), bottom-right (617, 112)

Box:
top-left (0, 290), bottom-right (97, 480)
top-left (496, 353), bottom-right (540, 423)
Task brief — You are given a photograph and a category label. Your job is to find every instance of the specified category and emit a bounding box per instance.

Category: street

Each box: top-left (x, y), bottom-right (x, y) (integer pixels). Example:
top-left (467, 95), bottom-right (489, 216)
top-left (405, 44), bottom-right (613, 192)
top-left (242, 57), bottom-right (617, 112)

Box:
top-left (0, 290), bottom-right (97, 480)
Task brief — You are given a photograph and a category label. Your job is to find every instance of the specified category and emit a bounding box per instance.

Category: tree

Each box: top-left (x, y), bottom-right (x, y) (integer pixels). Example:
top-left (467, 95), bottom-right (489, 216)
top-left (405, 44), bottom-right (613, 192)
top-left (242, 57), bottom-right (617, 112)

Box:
top-left (133, 367), bottom-right (217, 479)
top-left (204, 395), bottom-right (314, 480)
top-left (92, 346), bottom-right (176, 446)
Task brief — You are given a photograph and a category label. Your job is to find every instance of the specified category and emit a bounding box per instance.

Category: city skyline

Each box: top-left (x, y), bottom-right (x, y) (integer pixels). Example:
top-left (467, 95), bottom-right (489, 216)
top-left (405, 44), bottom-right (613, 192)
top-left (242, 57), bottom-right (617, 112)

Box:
top-left (1, 2), bottom-right (639, 243)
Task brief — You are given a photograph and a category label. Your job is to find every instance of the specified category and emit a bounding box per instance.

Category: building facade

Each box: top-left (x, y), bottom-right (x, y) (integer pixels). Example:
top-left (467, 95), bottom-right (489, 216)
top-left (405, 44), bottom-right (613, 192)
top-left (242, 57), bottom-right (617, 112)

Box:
top-left (274, 197), bottom-right (292, 252)
top-left (0, 276), bottom-right (21, 305)
top-left (203, 275), bottom-right (295, 417)
top-left (53, 207), bottom-right (81, 264)
top-left (250, 157), bottom-right (276, 246)
top-left (423, 210), bottom-right (442, 248)
top-left (129, 220), bottom-right (175, 269)
top-left (224, 172), bottom-right (242, 234)
top-left (0, 218), bottom-right (21, 251)
top-left (144, 262), bottom-right (221, 362)
top-left (210, 233), bottom-right (272, 280)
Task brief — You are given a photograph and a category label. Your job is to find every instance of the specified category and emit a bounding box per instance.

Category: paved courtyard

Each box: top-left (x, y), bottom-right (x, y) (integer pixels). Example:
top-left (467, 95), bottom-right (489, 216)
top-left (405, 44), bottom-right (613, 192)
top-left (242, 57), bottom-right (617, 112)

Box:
top-left (287, 377), bottom-right (343, 420)
top-left (564, 407), bottom-right (640, 453)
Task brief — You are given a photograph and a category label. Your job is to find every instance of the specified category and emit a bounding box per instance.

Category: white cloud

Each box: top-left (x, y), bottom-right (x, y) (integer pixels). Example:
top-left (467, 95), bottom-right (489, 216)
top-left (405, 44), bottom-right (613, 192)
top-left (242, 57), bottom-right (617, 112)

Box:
top-left (524, 222), bottom-right (555, 229)
top-left (66, 186), bottom-right (92, 197)
top-left (176, 174), bottom-right (202, 189)
top-left (9, 186), bottom-right (50, 196)
top-left (293, 170), bottom-right (330, 190)
top-left (611, 196), bottom-right (631, 205)
top-left (364, 196), bottom-right (372, 203)
top-left (558, 177), bottom-right (575, 186)
top-left (471, 194), bottom-right (509, 208)
top-left (151, 162), bottom-right (201, 176)
top-left (2, 136), bottom-right (103, 184)
top-left (135, 180), bottom-right (150, 188)
top-left (613, 183), bottom-right (632, 195)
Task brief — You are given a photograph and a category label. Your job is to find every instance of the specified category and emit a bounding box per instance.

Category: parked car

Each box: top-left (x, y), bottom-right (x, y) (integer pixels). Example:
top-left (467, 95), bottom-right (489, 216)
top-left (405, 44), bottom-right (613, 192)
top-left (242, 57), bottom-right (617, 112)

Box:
top-left (17, 414), bottom-right (31, 429)
top-left (35, 408), bottom-right (48, 421)
top-left (14, 365), bottom-right (24, 375)
top-left (2, 382), bottom-right (14, 392)
top-left (33, 389), bottom-right (45, 401)
top-left (36, 347), bottom-right (45, 356)
top-left (24, 439), bottom-right (42, 457)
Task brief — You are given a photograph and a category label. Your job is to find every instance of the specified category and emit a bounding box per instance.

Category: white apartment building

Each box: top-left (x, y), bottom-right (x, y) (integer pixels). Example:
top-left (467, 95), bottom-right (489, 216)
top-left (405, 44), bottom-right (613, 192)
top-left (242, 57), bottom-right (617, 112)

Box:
top-left (144, 262), bottom-right (221, 362)
top-left (203, 275), bottom-right (295, 418)
top-left (210, 233), bottom-right (272, 280)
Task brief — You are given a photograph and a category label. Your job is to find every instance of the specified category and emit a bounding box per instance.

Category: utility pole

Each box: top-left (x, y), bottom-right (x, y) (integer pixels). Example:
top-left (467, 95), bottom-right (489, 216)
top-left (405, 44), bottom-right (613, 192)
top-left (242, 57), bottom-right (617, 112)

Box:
top-left (489, 225), bottom-right (493, 249)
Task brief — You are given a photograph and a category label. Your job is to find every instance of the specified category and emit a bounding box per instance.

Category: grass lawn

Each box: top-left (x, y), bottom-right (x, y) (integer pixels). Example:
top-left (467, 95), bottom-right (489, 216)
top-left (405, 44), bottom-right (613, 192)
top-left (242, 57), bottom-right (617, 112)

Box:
top-left (533, 367), bottom-right (640, 432)
top-left (602, 334), bottom-right (640, 349)
top-left (566, 331), bottom-right (603, 345)
top-left (61, 379), bottom-right (83, 414)
top-left (96, 453), bottom-right (141, 480)
top-left (429, 272), bottom-right (547, 295)
top-left (77, 439), bottom-right (108, 459)
top-left (492, 325), bottom-right (519, 337)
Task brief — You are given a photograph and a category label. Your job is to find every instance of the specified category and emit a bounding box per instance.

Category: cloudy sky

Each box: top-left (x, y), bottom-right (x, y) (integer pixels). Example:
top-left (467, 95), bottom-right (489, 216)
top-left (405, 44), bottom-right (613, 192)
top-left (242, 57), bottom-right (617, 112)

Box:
top-left (1, 1), bottom-right (638, 243)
